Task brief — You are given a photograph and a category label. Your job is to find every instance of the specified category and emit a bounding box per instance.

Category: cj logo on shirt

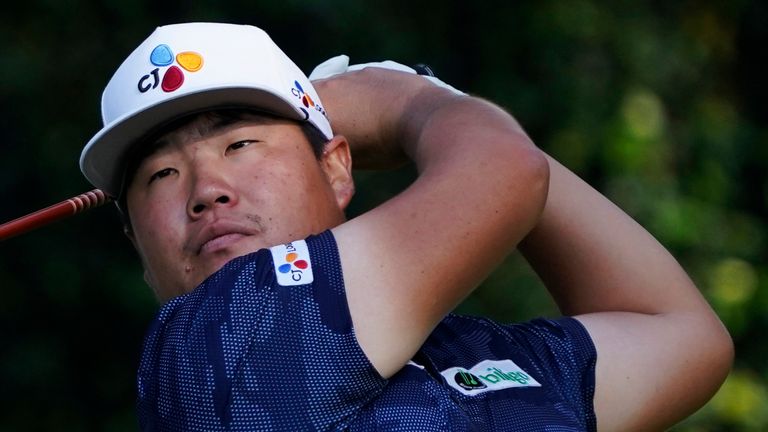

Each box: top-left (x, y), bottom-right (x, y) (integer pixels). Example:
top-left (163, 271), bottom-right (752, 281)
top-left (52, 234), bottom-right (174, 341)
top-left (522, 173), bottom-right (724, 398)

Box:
top-left (441, 359), bottom-right (541, 396)
top-left (270, 240), bottom-right (314, 286)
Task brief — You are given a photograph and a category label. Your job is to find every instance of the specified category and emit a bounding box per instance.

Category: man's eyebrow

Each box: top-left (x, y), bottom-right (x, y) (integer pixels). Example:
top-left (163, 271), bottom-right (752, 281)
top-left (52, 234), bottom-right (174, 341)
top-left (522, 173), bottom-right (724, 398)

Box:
top-left (160, 113), bottom-right (278, 148)
top-left (135, 136), bottom-right (173, 162)
top-left (133, 111), bottom-right (284, 169)
top-left (148, 119), bottom-right (231, 152)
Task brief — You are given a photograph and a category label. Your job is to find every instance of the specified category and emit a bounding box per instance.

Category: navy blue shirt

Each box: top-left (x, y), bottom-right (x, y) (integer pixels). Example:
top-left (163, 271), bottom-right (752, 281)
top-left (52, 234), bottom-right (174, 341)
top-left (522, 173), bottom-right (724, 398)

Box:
top-left (137, 231), bottom-right (597, 431)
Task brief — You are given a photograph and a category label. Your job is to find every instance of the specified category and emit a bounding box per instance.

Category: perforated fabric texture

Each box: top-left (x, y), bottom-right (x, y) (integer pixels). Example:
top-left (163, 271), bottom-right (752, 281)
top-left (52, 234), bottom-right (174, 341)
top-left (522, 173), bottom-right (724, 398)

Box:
top-left (137, 230), bottom-right (596, 431)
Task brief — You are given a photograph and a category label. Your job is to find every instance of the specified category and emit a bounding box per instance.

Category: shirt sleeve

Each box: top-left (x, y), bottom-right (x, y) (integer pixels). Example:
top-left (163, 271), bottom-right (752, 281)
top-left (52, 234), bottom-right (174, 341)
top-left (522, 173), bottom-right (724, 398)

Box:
top-left (500, 317), bottom-right (597, 432)
top-left (136, 230), bottom-right (386, 431)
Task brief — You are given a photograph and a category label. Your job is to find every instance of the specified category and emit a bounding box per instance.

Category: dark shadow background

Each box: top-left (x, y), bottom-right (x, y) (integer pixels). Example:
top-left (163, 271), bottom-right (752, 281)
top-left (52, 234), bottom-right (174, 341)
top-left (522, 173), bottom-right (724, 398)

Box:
top-left (1, 1), bottom-right (766, 430)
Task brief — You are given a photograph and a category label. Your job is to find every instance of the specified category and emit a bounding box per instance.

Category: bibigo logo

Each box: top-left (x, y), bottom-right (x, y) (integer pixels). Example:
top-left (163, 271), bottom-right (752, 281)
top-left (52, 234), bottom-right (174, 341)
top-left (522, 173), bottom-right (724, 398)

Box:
top-left (441, 359), bottom-right (541, 396)
top-left (270, 240), bottom-right (314, 286)
top-left (137, 44), bottom-right (203, 93)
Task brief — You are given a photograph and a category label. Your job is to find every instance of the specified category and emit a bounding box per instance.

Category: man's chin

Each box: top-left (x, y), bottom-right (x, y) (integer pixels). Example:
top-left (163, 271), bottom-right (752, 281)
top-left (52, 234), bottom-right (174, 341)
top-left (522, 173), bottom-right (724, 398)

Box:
top-left (156, 242), bottom-right (265, 302)
top-left (192, 246), bottom-right (255, 284)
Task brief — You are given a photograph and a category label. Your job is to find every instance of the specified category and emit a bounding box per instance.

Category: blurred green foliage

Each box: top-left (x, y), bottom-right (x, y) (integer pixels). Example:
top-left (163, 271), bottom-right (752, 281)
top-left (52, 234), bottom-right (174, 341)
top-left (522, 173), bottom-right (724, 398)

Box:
top-left (1, 0), bottom-right (766, 430)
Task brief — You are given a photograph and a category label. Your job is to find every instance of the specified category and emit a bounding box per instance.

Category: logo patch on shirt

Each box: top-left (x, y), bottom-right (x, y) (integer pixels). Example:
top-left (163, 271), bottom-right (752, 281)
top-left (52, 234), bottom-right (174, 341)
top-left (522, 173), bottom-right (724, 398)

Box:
top-left (270, 240), bottom-right (314, 286)
top-left (441, 359), bottom-right (541, 396)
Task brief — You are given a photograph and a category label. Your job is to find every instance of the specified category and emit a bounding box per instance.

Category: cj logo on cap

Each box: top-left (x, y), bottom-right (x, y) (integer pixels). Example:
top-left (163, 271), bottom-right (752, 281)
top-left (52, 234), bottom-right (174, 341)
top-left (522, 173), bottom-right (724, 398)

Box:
top-left (270, 240), bottom-right (314, 286)
top-left (291, 80), bottom-right (327, 120)
top-left (137, 44), bottom-right (203, 93)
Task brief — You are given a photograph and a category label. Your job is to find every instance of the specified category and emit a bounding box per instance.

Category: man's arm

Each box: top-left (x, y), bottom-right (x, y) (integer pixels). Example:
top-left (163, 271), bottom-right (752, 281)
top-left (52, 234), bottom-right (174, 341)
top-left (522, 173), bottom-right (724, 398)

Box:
top-left (313, 68), bottom-right (549, 378)
top-left (518, 155), bottom-right (734, 431)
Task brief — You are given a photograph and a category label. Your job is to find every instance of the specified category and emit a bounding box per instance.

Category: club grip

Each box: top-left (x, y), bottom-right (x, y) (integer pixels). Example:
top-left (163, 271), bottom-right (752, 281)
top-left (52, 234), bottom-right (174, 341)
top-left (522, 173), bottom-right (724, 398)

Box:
top-left (0, 189), bottom-right (111, 241)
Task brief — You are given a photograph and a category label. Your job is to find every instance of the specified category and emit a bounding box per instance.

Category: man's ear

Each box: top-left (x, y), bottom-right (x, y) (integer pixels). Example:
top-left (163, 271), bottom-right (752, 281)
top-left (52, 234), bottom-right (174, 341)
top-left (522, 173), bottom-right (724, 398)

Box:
top-left (320, 135), bottom-right (355, 210)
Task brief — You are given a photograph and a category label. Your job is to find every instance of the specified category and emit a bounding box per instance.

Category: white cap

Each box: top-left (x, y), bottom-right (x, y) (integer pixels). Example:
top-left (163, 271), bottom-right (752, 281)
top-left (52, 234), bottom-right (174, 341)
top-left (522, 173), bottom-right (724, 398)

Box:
top-left (79, 22), bottom-right (332, 197)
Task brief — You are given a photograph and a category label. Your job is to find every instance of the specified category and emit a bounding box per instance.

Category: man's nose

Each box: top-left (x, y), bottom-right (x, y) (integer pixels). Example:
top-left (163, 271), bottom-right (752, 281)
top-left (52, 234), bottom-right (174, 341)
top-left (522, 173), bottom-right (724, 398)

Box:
top-left (186, 166), bottom-right (238, 218)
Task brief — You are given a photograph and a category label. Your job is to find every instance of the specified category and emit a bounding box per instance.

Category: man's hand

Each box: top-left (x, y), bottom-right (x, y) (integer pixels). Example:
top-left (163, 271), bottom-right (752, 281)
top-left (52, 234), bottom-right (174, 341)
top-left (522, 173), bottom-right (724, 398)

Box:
top-left (313, 67), bottom-right (438, 169)
top-left (311, 56), bottom-right (466, 170)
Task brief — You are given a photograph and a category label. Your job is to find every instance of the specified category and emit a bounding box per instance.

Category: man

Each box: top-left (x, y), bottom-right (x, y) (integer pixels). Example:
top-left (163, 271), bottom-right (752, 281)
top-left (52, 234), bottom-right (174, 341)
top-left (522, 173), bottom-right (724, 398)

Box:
top-left (80, 23), bottom-right (732, 431)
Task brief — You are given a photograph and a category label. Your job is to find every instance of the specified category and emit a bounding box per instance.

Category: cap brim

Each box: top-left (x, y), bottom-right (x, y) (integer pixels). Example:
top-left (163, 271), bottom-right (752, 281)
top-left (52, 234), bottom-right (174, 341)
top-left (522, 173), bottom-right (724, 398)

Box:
top-left (80, 85), bottom-right (307, 197)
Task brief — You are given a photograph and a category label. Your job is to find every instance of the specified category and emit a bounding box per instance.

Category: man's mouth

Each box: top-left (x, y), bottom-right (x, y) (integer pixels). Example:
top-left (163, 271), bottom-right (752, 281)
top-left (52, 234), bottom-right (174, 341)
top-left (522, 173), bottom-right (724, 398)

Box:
top-left (199, 232), bottom-right (248, 255)
top-left (190, 220), bottom-right (258, 256)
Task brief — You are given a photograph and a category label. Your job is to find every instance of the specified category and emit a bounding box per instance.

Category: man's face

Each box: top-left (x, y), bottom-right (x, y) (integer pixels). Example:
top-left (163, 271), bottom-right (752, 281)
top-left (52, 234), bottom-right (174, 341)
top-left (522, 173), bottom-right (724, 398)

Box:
top-left (125, 113), bottom-right (353, 302)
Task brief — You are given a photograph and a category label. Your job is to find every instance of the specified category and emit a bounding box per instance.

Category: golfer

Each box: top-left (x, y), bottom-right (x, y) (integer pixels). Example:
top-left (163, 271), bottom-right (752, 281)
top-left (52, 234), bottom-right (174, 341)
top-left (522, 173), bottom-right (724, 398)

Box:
top-left (79, 23), bottom-right (733, 431)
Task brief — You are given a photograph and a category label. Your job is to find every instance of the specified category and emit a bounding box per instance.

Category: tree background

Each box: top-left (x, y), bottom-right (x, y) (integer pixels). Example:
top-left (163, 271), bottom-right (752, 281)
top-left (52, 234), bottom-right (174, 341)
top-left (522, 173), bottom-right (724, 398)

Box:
top-left (1, 0), bottom-right (766, 430)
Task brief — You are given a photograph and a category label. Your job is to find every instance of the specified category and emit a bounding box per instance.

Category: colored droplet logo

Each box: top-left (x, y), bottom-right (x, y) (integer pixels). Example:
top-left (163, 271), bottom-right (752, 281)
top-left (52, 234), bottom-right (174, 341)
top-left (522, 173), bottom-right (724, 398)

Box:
top-left (293, 81), bottom-right (314, 107)
top-left (177, 52), bottom-right (203, 72)
top-left (278, 251), bottom-right (308, 273)
top-left (138, 45), bottom-right (203, 94)
top-left (290, 80), bottom-right (325, 120)
top-left (161, 65), bottom-right (184, 92)
top-left (150, 44), bottom-right (174, 66)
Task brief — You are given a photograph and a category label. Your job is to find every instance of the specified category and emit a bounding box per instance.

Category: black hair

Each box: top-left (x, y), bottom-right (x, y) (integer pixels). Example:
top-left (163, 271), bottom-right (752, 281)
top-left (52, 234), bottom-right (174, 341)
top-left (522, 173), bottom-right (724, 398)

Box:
top-left (117, 109), bottom-right (330, 233)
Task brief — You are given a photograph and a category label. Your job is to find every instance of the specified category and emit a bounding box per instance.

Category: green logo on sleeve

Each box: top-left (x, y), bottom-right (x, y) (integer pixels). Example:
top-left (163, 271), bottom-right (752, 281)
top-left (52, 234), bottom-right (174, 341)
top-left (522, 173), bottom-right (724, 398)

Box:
top-left (455, 371), bottom-right (487, 390)
top-left (442, 359), bottom-right (542, 395)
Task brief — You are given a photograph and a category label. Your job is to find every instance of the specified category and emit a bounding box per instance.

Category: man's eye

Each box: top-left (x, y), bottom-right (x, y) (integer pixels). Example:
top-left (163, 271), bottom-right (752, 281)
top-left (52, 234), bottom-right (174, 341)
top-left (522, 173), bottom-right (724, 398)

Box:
top-left (227, 140), bottom-right (257, 152)
top-left (148, 168), bottom-right (176, 184)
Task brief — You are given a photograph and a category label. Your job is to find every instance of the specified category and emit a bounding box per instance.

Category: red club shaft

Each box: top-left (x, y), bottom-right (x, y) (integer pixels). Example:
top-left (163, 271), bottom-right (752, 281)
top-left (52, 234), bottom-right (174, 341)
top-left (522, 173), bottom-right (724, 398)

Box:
top-left (0, 189), bottom-right (112, 241)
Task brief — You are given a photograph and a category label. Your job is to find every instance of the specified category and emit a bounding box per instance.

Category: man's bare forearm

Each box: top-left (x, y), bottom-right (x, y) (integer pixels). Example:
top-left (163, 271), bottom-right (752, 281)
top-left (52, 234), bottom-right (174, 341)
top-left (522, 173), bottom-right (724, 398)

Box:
top-left (519, 154), bottom-right (733, 431)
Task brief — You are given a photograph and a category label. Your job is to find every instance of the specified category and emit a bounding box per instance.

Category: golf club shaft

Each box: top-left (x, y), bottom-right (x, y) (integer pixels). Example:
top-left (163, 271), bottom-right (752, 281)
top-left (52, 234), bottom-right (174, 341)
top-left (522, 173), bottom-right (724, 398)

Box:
top-left (0, 189), bottom-right (111, 241)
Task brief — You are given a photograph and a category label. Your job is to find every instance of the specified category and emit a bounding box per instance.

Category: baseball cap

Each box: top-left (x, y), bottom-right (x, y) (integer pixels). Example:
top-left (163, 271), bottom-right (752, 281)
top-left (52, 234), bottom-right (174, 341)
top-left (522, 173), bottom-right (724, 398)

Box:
top-left (79, 22), bottom-right (332, 197)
